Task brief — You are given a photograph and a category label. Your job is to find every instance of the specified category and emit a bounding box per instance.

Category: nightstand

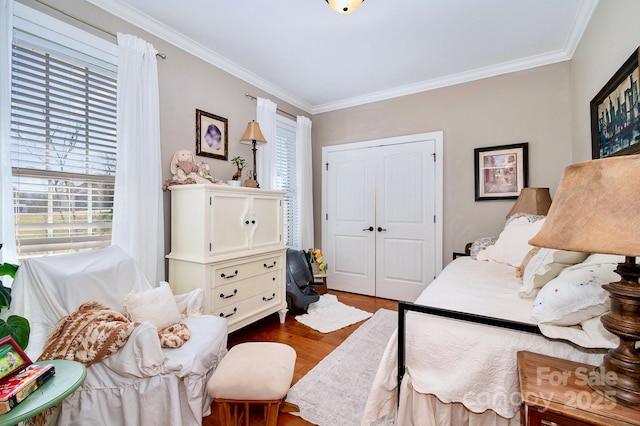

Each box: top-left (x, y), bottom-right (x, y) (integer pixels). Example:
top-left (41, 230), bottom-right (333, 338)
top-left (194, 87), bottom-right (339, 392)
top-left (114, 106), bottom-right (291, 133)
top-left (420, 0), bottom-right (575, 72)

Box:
top-left (517, 351), bottom-right (640, 426)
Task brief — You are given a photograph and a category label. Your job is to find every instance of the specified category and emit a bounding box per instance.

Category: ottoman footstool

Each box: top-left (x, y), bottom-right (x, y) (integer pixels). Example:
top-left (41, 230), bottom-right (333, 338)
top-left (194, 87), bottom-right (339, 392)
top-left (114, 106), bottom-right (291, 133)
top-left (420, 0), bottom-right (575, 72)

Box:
top-left (207, 342), bottom-right (298, 425)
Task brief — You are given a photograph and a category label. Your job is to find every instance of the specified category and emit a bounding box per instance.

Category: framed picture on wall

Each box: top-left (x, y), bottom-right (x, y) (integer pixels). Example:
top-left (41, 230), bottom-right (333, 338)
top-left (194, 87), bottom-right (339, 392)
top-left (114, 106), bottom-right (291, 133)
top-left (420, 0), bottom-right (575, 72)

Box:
top-left (590, 47), bottom-right (640, 159)
top-left (195, 109), bottom-right (228, 161)
top-left (474, 143), bottom-right (529, 201)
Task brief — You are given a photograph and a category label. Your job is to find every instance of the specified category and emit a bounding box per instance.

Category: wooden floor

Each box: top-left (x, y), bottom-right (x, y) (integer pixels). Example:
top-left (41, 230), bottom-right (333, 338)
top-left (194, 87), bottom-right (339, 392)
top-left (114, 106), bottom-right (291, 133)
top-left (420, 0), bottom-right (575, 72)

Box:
top-left (202, 290), bottom-right (398, 426)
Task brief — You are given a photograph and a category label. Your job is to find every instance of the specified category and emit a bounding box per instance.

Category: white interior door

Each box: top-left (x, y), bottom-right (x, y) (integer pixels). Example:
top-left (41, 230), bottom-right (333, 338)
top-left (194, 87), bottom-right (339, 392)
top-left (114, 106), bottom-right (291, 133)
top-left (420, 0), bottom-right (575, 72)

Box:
top-left (323, 133), bottom-right (441, 301)
top-left (374, 142), bottom-right (435, 301)
top-left (325, 149), bottom-right (376, 296)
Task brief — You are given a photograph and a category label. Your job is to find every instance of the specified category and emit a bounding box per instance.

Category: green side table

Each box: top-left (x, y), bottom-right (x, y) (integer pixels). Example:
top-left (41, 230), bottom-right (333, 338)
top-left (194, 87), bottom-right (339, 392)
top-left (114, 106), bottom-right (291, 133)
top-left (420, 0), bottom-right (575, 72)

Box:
top-left (0, 360), bottom-right (86, 426)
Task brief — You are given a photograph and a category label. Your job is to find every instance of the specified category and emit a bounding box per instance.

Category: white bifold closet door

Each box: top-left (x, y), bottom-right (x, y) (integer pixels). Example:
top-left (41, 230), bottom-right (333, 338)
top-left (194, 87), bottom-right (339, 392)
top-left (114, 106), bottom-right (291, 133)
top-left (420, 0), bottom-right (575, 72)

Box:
top-left (325, 139), bottom-right (437, 301)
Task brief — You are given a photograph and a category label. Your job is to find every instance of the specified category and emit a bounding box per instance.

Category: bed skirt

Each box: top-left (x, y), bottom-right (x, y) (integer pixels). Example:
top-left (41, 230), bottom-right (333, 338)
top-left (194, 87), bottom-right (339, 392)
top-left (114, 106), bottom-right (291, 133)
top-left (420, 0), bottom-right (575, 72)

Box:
top-left (394, 375), bottom-right (520, 426)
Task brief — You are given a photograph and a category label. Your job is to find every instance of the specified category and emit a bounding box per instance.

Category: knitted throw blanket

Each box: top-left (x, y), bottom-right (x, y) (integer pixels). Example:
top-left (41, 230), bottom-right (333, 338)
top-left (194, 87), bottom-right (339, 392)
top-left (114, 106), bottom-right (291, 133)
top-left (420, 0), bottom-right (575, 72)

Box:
top-left (38, 301), bottom-right (137, 366)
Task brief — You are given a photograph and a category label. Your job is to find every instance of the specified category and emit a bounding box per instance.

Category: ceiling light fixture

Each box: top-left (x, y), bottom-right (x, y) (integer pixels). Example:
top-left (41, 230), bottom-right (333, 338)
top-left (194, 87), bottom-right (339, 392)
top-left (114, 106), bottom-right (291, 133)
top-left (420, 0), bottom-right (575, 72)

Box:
top-left (325, 0), bottom-right (364, 14)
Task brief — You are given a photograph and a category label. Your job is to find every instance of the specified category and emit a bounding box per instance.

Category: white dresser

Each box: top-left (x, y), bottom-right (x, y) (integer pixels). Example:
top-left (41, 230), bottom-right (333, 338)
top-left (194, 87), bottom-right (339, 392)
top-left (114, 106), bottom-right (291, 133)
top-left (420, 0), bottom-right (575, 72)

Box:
top-left (166, 184), bottom-right (288, 333)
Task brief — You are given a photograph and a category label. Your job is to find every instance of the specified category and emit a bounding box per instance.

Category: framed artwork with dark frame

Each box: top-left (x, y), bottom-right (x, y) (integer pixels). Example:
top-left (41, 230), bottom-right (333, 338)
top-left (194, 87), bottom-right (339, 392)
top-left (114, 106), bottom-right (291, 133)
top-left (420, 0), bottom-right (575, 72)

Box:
top-left (590, 47), bottom-right (640, 159)
top-left (195, 109), bottom-right (228, 161)
top-left (474, 143), bottom-right (529, 201)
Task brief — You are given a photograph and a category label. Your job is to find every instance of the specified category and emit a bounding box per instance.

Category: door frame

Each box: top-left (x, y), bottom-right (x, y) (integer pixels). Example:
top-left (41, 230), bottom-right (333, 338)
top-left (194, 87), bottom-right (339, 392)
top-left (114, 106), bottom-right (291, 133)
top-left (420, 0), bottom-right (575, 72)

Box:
top-left (321, 131), bottom-right (444, 279)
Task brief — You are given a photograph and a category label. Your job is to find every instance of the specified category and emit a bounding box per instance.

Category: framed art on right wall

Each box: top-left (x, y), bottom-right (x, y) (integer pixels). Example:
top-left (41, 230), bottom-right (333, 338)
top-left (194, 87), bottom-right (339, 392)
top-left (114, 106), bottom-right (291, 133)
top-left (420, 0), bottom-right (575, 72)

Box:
top-left (590, 47), bottom-right (640, 159)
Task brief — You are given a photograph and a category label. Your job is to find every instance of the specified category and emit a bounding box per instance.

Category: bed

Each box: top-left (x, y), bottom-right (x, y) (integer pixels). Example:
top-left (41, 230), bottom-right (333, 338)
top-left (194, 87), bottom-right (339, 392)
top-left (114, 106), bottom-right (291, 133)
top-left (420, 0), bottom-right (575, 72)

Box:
top-left (362, 214), bottom-right (621, 426)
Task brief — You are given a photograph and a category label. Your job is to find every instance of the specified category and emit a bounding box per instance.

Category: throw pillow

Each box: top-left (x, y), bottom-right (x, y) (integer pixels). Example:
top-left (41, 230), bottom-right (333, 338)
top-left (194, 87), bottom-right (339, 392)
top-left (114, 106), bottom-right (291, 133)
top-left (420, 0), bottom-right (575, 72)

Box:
top-left (476, 216), bottom-right (545, 267)
top-left (531, 262), bottom-right (620, 326)
top-left (518, 248), bottom-right (589, 297)
top-left (505, 212), bottom-right (546, 227)
top-left (469, 236), bottom-right (498, 260)
top-left (123, 282), bottom-right (182, 331)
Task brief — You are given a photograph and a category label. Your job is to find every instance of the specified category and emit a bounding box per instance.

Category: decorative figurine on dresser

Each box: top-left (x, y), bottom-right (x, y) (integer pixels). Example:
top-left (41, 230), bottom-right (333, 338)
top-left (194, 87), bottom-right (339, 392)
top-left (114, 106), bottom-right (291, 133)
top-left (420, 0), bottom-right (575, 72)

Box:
top-left (166, 184), bottom-right (287, 333)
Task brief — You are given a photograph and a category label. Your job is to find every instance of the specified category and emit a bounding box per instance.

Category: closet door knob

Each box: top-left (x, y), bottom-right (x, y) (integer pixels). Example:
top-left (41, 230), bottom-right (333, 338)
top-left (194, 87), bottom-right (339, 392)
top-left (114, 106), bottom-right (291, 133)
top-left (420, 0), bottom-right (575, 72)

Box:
top-left (377, 227), bottom-right (387, 232)
top-left (362, 226), bottom-right (374, 232)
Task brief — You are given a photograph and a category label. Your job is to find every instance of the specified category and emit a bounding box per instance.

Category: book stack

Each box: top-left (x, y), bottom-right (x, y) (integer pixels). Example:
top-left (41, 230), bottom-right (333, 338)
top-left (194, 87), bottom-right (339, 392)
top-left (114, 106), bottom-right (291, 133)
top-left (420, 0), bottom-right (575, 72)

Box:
top-left (0, 363), bottom-right (55, 414)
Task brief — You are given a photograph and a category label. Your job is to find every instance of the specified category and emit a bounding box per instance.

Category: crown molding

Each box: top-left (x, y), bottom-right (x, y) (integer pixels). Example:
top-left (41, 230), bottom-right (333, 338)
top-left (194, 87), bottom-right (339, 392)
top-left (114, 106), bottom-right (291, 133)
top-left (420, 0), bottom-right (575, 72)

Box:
top-left (86, 0), bottom-right (314, 114)
top-left (312, 49), bottom-right (571, 114)
top-left (87, 0), bottom-right (595, 116)
top-left (313, 0), bottom-right (599, 113)
top-left (563, 0), bottom-right (599, 57)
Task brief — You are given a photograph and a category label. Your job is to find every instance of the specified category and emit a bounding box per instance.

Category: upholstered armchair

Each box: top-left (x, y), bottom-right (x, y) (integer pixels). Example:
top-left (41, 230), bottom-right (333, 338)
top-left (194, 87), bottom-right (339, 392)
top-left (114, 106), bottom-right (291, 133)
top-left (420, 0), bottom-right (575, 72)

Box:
top-left (7, 245), bottom-right (228, 425)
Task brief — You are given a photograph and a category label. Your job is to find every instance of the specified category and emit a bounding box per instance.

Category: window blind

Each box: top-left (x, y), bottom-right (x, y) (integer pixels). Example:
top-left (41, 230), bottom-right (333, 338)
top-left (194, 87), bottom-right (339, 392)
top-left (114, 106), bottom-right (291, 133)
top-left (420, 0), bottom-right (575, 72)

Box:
top-left (275, 116), bottom-right (299, 248)
top-left (10, 38), bottom-right (117, 259)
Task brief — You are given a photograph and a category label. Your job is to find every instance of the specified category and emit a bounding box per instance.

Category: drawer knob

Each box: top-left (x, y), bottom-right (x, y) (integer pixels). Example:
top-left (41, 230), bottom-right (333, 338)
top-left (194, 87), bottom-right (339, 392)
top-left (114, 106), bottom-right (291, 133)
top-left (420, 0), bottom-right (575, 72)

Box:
top-left (245, 220), bottom-right (250, 225)
top-left (264, 261), bottom-right (276, 269)
top-left (220, 289), bottom-right (238, 299)
top-left (263, 293), bottom-right (276, 302)
top-left (221, 270), bottom-right (239, 279)
top-left (219, 307), bottom-right (237, 318)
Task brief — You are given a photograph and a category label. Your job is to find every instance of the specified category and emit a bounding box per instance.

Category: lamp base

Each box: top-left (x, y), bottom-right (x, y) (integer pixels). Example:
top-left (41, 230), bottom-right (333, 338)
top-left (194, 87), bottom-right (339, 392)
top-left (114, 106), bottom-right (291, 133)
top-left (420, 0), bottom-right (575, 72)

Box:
top-left (590, 364), bottom-right (640, 408)
top-left (588, 257), bottom-right (640, 408)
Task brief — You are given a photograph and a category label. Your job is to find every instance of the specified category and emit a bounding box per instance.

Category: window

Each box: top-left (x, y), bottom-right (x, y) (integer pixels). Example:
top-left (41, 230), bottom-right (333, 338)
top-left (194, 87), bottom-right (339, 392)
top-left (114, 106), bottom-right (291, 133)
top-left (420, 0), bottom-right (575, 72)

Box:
top-left (274, 115), bottom-right (299, 248)
top-left (9, 6), bottom-right (118, 259)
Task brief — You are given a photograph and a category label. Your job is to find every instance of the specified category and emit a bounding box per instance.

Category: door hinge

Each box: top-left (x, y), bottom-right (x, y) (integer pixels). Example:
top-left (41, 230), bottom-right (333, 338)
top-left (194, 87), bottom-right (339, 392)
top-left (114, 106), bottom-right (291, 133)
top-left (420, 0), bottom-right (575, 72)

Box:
top-left (431, 153), bottom-right (436, 162)
top-left (325, 162), bottom-right (329, 171)
top-left (325, 213), bottom-right (328, 220)
top-left (434, 215), bottom-right (436, 223)
top-left (209, 242), bottom-right (212, 251)
top-left (209, 196), bottom-right (212, 205)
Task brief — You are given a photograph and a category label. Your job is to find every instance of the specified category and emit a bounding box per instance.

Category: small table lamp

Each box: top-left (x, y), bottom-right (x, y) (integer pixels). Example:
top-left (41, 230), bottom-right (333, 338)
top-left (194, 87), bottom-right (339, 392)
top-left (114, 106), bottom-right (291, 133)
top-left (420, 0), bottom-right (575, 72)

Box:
top-left (529, 154), bottom-right (640, 408)
top-left (239, 120), bottom-right (267, 188)
top-left (506, 187), bottom-right (552, 218)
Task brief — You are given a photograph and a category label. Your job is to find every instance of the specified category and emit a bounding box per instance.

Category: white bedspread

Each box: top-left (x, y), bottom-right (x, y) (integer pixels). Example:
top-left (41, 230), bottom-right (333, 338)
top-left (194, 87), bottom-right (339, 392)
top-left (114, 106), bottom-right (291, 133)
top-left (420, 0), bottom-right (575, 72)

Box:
top-left (362, 257), bottom-right (606, 424)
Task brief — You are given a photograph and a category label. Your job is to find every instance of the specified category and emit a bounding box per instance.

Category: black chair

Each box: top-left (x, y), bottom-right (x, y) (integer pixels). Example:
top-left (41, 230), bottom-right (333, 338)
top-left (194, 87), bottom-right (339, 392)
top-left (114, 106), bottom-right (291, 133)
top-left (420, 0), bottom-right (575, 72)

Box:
top-left (285, 248), bottom-right (320, 315)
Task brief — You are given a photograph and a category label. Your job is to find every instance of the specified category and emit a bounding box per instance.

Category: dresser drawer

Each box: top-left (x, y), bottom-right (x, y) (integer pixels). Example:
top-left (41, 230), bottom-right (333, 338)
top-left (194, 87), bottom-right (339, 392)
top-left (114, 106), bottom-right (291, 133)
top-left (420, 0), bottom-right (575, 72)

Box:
top-left (214, 287), bottom-right (282, 324)
top-left (213, 271), bottom-right (279, 309)
top-left (214, 255), bottom-right (281, 286)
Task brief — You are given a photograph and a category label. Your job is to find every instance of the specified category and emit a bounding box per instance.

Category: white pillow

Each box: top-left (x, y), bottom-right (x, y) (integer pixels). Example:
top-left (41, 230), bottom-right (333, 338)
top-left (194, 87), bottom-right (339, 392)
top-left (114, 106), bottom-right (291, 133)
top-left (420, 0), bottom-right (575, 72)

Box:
top-left (531, 262), bottom-right (620, 326)
top-left (573, 253), bottom-right (626, 267)
top-left (123, 282), bottom-right (182, 331)
top-left (477, 216), bottom-right (545, 267)
top-left (518, 248), bottom-right (589, 298)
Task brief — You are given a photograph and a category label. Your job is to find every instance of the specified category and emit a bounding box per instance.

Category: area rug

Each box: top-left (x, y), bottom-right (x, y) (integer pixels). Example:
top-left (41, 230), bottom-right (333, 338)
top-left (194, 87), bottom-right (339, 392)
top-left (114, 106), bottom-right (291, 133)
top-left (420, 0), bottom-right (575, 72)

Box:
top-left (295, 293), bottom-right (373, 333)
top-left (286, 308), bottom-right (397, 426)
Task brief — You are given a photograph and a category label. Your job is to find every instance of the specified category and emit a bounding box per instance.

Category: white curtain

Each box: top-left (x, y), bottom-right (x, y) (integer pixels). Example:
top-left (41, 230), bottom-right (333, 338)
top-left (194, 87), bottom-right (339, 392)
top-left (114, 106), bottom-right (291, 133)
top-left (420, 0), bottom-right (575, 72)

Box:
top-left (112, 33), bottom-right (164, 285)
top-left (256, 97), bottom-right (277, 190)
top-left (0, 0), bottom-right (16, 263)
top-left (296, 116), bottom-right (314, 249)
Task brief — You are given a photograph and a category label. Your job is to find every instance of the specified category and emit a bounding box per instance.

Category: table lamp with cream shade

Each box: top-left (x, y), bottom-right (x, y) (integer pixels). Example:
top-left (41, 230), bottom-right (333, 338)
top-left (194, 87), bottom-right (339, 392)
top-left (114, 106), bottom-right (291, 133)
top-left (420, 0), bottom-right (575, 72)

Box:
top-left (506, 187), bottom-right (552, 218)
top-left (239, 120), bottom-right (267, 188)
top-left (529, 154), bottom-right (640, 408)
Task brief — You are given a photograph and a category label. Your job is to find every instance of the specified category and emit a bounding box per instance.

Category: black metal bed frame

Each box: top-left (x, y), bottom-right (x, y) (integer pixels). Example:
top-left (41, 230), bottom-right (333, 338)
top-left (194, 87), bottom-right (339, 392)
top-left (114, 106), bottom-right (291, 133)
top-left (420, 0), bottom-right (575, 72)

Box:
top-left (396, 301), bottom-right (543, 404)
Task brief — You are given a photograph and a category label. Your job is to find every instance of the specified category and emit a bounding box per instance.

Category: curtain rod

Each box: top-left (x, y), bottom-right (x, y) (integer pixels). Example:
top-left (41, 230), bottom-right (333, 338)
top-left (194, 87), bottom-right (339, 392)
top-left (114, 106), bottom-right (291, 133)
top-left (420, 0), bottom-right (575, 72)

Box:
top-left (245, 93), bottom-right (297, 120)
top-left (34, 0), bottom-right (166, 59)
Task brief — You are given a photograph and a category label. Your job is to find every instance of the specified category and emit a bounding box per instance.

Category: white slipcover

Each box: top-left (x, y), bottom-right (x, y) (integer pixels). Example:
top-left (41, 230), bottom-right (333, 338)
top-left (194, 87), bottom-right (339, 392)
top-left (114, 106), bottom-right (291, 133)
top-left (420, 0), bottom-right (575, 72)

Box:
top-left (7, 245), bottom-right (228, 425)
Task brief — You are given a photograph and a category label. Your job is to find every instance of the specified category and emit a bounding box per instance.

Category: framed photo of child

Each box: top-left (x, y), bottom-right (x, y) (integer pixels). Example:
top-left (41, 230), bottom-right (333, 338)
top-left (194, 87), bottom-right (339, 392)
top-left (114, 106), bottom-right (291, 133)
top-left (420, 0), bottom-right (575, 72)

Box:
top-left (195, 109), bottom-right (228, 161)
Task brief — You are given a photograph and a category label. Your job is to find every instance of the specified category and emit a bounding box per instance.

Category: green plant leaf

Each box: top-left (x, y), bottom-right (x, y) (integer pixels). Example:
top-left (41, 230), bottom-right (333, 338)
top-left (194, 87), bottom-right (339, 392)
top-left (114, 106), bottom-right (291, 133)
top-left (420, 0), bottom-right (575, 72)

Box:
top-left (0, 286), bottom-right (11, 310)
top-left (0, 315), bottom-right (30, 349)
top-left (0, 263), bottom-right (18, 279)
